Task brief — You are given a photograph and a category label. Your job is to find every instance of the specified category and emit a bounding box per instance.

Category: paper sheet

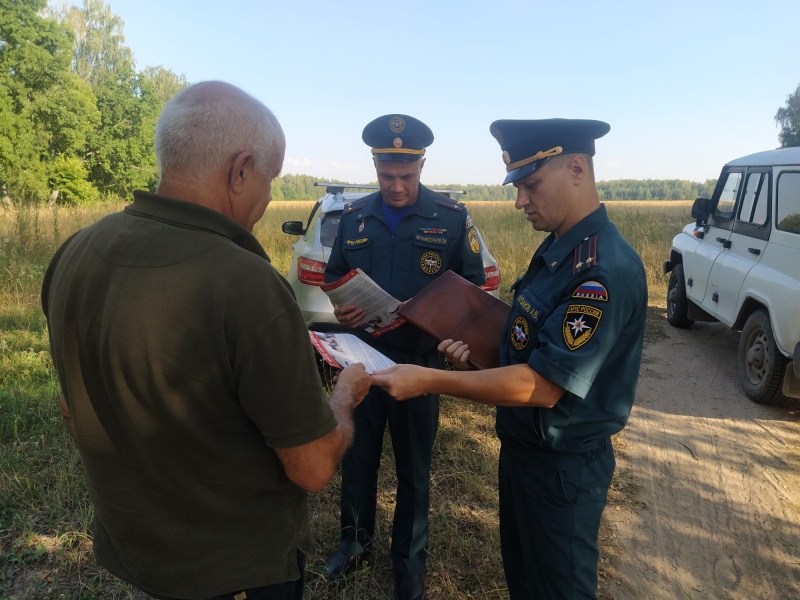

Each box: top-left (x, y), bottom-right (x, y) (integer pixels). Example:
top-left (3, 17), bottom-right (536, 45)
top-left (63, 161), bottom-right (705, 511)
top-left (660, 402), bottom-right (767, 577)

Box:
top-left (309, 331), bottom-right (396, 374)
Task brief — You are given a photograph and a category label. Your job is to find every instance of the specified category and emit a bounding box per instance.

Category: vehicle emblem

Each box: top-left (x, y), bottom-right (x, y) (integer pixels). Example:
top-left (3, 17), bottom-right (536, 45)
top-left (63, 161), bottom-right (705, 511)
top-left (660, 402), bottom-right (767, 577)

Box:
top-left (510, 316), bottom-right (529, 350)
top-left (389, 117), bottom-right (405, 133)
top-left (420, 251), bottom-right (441, 274)
top-left (562, 304), bottom-right (602, 350)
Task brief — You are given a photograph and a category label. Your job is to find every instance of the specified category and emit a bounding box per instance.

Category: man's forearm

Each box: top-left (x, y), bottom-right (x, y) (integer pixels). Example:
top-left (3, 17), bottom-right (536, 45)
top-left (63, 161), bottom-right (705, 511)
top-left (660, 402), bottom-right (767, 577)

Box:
top-left (327, 380), bottom-right (356, 453)
top-left (431, 364), bottom-right (563, 407)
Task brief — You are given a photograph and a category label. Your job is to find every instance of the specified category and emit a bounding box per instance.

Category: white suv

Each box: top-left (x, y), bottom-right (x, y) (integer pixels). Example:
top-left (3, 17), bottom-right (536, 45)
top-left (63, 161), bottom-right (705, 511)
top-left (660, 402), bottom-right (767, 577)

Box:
top-left (282, 183), bottom-right (501, 327)
top-left (663, 147), bottom-right (800, 406)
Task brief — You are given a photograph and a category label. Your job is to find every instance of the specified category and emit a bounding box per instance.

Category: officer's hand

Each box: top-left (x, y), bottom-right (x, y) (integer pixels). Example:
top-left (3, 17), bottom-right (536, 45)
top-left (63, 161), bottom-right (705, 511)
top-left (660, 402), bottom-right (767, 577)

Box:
top-left (438, 339), bottom-right (472, 371)
top-left (335, 363), bottom-right (372, 408)
top-left (372, 365), bottom-right (428, 401)
top-left (332, 303), bottom-right (365, 327)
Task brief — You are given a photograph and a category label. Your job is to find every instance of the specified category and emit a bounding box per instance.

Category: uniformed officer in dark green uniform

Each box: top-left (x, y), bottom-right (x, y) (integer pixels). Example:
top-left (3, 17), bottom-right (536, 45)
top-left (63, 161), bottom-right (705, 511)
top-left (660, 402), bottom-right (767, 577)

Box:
top-left (372, 119), bottom-right (648, 600)
top-left (323, 114), bottom-right (487, 600)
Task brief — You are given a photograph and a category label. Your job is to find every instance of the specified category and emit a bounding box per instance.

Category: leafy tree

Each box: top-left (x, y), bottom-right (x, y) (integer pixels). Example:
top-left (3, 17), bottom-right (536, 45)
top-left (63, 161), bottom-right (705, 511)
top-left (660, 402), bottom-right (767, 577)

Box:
top-left (32, 73), bottom-right (100, 157)
top-left (49, 154), bottom-right (100, 203)
top-left (51, 0), bottom-right (134, 86)
top-left (141, 65), bottom-right (189, 106)
top-left (775, 83), bottom-right (800, 148)
top-left (0, 0), bottom-right (79, 201)
top-left (88, 74), bottom-right (160, 196)
top-left (52, 0), bottom-right (164, 196)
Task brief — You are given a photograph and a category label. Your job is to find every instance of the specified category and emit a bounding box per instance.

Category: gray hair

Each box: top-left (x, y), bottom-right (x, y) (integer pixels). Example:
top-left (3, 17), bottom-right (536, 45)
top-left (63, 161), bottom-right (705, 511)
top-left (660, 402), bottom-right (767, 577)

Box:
top-left (154, 81), bottom-right (284, 182)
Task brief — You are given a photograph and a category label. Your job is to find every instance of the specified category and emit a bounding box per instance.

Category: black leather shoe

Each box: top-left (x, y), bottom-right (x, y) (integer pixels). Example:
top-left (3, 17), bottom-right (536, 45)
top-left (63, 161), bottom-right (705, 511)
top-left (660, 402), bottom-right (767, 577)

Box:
top-left (394, 572), bottom-right (425, 600)
top-left (324, 541), bottom-right (371, 581)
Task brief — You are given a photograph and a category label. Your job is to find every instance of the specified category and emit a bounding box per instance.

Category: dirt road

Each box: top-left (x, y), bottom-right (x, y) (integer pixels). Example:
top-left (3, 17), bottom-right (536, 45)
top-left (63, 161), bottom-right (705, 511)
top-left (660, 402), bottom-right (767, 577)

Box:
top-left (602, 308), bottom-right (800, 600)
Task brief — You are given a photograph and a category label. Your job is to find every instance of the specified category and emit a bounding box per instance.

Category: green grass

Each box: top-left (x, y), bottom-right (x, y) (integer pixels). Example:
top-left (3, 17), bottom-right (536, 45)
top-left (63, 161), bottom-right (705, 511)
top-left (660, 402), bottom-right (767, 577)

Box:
top-left (0, 199), bottom-right (689, 598)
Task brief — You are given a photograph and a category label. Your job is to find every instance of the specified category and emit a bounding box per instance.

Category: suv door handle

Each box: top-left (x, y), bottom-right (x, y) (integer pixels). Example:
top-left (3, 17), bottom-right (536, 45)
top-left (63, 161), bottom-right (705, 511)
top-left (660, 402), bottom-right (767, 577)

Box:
top-left (748, 248), bottom-right (761, 255)
top-left (715, 237), bottom-right (732, 249)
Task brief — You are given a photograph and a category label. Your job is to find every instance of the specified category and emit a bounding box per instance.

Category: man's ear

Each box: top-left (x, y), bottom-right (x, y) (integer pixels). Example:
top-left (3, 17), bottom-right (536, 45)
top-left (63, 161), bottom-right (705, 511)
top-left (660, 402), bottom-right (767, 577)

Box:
top-left (567, 154), bottom-right (588, 186)
top-left (229, 151), bottom-right (255, 194)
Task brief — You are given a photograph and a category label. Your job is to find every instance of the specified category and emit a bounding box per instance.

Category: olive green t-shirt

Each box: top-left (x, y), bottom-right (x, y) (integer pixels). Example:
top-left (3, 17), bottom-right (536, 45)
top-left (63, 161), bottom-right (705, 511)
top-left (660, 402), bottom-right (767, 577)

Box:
top-left (42, 192), bottom-right (336, 598)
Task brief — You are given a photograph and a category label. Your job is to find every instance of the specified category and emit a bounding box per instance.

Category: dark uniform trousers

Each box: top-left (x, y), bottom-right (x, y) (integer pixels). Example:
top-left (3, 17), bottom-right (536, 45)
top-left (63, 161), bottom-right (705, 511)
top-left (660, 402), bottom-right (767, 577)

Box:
top-left (498, 439), bottom-right (615, 600)
top-left (340, 349), bottom-right (443, 576)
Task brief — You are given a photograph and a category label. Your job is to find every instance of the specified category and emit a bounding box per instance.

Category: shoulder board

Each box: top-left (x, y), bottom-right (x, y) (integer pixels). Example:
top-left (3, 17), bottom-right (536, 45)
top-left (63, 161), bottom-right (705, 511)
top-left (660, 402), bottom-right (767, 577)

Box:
top-left (343, 197), bottom-right (371, 214)
top-left (572, 235), bottom-right (599, 274)
top-left (432, 193), bottom-right (464, 211)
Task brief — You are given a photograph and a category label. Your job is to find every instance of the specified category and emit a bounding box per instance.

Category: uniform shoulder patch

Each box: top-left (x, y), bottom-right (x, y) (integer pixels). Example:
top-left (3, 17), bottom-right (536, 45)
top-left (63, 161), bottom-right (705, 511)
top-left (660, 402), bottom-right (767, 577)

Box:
top-left (468, 227), bottom-right (481, 254)
top-left (562, 304), bottom-right (602, 350)
top-left (572, 280), bottom-right (608, 302)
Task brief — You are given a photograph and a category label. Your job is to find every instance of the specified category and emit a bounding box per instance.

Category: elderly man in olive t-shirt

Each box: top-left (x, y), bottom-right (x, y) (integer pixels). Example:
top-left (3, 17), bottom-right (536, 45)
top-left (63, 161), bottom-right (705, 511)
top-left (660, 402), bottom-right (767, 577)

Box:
top-left (42, 82), bottom-right (371, 600)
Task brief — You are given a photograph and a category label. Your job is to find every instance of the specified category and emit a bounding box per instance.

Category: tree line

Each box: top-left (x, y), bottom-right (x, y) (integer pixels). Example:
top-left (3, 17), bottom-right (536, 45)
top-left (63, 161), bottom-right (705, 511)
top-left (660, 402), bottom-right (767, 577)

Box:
top-left (274, 174), bottom-right (718, 202)
top-left (1, 1), bottom-right (797, 205)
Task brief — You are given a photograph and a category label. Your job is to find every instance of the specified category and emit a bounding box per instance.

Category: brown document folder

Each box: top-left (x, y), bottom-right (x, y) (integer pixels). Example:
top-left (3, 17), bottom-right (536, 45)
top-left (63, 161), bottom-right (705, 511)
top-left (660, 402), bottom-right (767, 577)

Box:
top-left (398, 270), bottom-right (510, 370)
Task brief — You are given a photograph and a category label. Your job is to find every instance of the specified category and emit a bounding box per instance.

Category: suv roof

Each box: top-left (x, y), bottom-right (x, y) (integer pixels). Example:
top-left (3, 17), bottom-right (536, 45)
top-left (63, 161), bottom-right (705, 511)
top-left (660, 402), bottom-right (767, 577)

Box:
top-left (726, 146), bottom-right (800, 168)
top-left (314, 181), bottom-right (466, 198)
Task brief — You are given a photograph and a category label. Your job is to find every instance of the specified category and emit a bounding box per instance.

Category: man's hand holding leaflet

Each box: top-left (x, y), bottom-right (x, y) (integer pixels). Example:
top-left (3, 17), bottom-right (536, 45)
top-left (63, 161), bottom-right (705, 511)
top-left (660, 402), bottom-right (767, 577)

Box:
top-left (321, 268), bottom-right (406, 336)
top-left (309, 331), bottom-right (396, 374)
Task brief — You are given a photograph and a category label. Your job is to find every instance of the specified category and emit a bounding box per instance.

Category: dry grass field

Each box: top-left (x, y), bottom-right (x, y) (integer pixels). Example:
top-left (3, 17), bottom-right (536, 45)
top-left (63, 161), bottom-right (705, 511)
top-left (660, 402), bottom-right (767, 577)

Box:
top-left (0, 199), bottom-right (692, 599)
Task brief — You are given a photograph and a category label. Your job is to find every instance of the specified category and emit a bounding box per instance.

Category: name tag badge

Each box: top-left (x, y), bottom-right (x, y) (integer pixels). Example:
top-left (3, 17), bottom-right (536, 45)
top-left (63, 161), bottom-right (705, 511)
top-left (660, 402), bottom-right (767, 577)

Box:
top-left (344, 237), bottom-right (369, 247)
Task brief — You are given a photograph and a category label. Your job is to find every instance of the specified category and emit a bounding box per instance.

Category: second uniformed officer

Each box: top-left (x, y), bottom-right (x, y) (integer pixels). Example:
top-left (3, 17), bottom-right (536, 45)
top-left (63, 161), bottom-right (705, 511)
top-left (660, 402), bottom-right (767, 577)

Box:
top-left (372, 119), bottom-right (648, 599)
top-left (323, 114), bottom-right (486, 600)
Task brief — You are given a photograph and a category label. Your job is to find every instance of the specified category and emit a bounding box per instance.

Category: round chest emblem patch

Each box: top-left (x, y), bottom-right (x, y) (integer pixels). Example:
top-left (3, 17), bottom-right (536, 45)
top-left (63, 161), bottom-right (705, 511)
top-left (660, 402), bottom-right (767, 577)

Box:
top-left (510, 316), bottom-right (529, 350)
top-left (420, 251), bottom-right (442, 274)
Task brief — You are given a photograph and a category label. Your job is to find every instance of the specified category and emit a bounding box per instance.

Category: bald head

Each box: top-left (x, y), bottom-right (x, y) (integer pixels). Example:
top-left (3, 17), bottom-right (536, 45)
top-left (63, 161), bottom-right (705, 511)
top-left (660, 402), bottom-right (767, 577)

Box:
top-left (154, 81), bottom-right (284, 185)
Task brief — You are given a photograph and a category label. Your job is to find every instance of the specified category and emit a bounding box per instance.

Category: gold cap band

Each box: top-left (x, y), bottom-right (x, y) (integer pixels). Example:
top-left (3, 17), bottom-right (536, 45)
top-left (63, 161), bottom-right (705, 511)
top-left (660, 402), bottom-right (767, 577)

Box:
top-left (505, 146), bottom-right (563, 172)
top-left (371, 147), bottom-right (426, 156)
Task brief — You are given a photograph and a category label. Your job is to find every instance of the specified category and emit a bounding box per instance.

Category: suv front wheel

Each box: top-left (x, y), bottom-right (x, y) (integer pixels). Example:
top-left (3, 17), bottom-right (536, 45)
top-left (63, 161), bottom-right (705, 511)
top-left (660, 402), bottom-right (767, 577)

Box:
top-left (737, 309), bottom-right (790, 406)
top-left (666, 263), bottom-right (693, 328)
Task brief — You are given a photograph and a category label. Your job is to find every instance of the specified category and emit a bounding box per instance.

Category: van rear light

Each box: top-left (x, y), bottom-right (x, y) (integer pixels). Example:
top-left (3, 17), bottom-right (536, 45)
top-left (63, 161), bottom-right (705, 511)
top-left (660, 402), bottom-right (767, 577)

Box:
top-left (297, 257), bottom-right (326, 285)
top-left (482, 265), bottom-right (501, 292)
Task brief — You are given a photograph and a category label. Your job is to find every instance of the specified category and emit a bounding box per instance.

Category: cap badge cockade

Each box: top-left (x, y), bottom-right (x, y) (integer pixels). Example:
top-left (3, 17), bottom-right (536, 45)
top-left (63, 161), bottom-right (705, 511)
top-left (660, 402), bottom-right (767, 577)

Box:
top-left (393, 137), bottom-right (403, 148)
top-left (389, 117), bottom-right (405, 133)
top-left (490, 124), bottom-right (503, 145)
top-left (502, 151), bottom-right (511, 166)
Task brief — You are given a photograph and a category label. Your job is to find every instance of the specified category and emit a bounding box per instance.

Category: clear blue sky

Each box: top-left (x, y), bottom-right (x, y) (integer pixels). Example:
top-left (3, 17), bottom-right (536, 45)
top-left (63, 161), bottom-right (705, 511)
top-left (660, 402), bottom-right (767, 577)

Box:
top-left (101, 0), bottom-right (799, 185)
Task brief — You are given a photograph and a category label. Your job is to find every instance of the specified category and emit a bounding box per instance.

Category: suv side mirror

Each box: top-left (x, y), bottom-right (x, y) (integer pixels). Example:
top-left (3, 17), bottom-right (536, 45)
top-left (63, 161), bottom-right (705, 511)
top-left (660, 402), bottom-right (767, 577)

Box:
top-left (691, 197), bottom-right (713, 224)
top-left (282, 221), bottom-right (306, 236)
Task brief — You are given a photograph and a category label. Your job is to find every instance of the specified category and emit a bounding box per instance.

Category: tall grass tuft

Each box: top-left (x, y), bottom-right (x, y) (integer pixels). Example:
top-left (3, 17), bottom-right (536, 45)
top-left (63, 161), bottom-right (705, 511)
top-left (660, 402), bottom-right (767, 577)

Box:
top-left (0, 199), bottom-right (688, 598)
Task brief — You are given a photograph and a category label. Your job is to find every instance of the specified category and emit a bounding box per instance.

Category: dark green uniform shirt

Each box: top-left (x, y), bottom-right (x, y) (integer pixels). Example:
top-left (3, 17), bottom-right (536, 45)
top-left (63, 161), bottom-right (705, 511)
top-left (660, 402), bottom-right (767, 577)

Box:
top-left (497, 205), bottom-right (647, 458)
top-left (42, 192), bottom-right (335, 598)
top-left (324, 184), bottom-right (486, 359)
